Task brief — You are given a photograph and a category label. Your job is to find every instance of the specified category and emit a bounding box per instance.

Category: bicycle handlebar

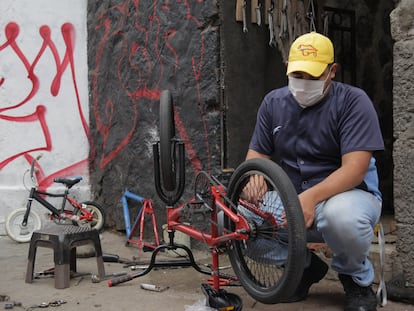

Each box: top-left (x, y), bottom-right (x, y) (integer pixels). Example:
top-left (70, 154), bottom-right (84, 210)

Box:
top-left (107, 273), bottom-right (134, 287)
top-left (29, 154), bottom-right (43, 180)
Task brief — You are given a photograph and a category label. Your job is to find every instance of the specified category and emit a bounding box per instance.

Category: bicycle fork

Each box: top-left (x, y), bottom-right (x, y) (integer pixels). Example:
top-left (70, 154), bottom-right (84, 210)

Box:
top-left (22, 188), bottom-right (36, 227)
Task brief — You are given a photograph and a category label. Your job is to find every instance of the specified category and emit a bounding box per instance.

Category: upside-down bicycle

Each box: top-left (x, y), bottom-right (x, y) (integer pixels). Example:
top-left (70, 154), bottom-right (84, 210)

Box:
top-left (6, 155), bottom-right (106, 243)
top-left (108, 90), bottom-right (306, 306)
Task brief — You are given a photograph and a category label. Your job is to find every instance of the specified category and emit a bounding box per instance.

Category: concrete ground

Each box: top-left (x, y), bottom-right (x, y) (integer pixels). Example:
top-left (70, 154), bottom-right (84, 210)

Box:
top-left (0, 229), bottom-right (413, 311)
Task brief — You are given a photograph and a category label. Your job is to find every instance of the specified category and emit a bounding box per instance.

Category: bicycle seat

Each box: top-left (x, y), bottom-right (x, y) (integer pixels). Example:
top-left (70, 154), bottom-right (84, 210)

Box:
top-left (54, 176), bottom-right (82, 188)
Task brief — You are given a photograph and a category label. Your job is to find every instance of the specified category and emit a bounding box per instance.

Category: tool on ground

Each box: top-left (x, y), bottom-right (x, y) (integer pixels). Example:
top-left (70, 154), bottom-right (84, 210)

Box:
top-left (91, 272), bottom-right (127, 283)
top-left (33, 268), bottom-right (55, 279)
top-left (4, 301), bottom-right (22, 309)
top-left (140, 283), bottom-right (169, 292)
top-left (129, 259), bottom-right (192, 270)
top-left (33, 268), bottom-right (90, 280)
top-left (102, 253), bottom-right (139, 265)
top-left (28, 300), bottom-right (66, 309)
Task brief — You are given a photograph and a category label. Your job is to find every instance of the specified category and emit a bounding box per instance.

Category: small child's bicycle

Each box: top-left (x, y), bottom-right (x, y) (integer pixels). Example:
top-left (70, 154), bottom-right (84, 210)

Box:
top-left (109, 90), bottom-right (307, 306)
top-left (5, 155), bottom-right (105, 243)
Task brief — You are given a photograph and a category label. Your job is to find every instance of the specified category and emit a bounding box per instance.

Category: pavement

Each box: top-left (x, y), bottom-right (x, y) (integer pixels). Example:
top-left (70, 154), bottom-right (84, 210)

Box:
top-left (0, 228), bottom-right (413, 311)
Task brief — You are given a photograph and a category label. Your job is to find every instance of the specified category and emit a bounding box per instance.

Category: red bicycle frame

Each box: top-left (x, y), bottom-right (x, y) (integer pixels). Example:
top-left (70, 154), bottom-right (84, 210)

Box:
top-left (164, 184), bottom-right (251, 290)
top-left (166, 184), bottom-right (249, 247)
top-left (66, 197), bottom-right (95, 221)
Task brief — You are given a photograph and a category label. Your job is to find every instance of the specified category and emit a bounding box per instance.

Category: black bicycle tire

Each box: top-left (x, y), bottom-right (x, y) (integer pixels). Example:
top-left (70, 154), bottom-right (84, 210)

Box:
top-left (159, 90), bottom-right (176, 191)
top-left (73, 201), bottom-right (106, 232)
top-left (226, 158), bottom-right (307, 304)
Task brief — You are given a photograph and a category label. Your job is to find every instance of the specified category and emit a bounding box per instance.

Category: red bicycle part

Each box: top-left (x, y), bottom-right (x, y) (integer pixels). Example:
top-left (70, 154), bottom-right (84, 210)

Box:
top-left (67, 197), bottom-right (94, 221)
top-left (207, 278), bottom-right (240, 287)
top-left (126, 200), bottom-right (160, 251)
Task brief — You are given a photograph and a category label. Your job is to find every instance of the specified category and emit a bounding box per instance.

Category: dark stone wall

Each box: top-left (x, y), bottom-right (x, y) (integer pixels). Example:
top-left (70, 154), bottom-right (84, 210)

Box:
top-left (219, 0), bottom-right (285, 169)
top-left (87, 0), bottom-right (221, 229)
top-left (351, 0), bottom-right (395, 214)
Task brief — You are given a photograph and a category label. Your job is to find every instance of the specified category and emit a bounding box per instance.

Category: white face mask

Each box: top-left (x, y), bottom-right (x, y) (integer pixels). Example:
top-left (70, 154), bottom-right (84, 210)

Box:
top-left (288, 74), bottom-right (330, 108)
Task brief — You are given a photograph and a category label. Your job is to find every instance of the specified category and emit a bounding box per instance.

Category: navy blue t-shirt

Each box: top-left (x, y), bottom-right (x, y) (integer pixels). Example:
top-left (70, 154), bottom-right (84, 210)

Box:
top-left (249, 81), bottom-right (384, 199)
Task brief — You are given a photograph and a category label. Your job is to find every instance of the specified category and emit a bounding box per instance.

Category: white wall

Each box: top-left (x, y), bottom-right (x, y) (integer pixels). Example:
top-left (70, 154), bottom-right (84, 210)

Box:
top-left (0, 0), bottom-right (90, 234)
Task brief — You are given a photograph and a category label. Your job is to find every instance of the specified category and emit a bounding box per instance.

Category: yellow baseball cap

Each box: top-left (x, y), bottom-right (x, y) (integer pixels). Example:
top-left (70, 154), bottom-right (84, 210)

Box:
top-left (286, 32), bottom-right (334, 77)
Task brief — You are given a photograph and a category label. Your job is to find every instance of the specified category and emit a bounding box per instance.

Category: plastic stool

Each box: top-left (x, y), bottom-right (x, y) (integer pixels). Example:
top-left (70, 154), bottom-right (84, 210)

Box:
top-left (25, 225), bottom-right (105, 289)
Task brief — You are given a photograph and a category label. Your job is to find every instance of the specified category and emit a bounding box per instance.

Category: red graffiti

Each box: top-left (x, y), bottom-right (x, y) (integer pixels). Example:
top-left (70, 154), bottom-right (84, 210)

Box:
top-left (92, 0), bottom-right (210, 173)
top-left (0, 106), bottom-right (51, 170)
top-left (0, 21), bottom-right (89, 188)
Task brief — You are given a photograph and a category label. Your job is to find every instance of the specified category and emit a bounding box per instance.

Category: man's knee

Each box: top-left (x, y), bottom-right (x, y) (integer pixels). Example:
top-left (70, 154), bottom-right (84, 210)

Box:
top-left (317, 190), bottom-right (378, 241)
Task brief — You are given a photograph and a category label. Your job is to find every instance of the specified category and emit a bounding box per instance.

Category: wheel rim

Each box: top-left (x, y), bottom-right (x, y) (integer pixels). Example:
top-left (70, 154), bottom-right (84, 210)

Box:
top-left (75, 205), bottom-right (104, 230)
top-left (230, 172), bottom-right (288, 289)
top-left (6, 209), bottom-right (41, 242)
top-left (226, 159), bottom-right (306, 303)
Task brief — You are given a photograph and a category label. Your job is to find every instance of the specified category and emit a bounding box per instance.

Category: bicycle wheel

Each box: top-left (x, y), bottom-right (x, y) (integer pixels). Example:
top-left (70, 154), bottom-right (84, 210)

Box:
top-left (226, 158), bottom-right (306, 304)
top-left (159, 90), bottom-right (176, 191)
top-left (73, 201), bottom-right (105, 232)
top-left (5, 208), bottom-right (42, 243)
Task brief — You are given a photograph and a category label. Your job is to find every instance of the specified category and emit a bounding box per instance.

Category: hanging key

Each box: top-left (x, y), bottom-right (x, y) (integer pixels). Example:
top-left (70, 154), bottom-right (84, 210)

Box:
top-left (242, 0), bottom-right (248, 32)
top-left (251, 0), bottom-right (262, 26)
top-left (256, 2), bottom-right (262, 26)
top-left (268, 1), bottom-right (275, 46)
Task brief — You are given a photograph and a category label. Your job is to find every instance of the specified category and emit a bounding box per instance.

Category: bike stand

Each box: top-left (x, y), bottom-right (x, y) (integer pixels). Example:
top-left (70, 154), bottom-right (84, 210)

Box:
top-left (121, 189), bottom-right (161, 252)
top-left (126, 199), bottom-right (160, 252)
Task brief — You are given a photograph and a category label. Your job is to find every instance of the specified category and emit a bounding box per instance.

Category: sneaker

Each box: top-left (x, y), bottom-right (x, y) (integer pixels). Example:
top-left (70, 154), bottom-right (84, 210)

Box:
top-left (281, 252), bottom-right (328, 303)
top-left (339, 274), bottom-right (377, 311)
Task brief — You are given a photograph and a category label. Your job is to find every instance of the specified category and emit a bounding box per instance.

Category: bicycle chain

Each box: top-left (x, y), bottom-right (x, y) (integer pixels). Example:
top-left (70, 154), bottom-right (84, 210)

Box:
top-left (194, 171), bottom-right (237, 212)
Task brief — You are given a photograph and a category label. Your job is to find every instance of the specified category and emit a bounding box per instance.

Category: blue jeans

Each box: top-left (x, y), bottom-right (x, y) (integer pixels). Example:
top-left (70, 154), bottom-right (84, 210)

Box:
top-left (240, 189), bottom-right (382, 286)
top-left (313, 189), bottom-right (382, 286)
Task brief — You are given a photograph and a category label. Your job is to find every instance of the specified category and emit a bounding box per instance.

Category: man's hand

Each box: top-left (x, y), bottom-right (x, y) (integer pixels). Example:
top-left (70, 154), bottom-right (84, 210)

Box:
top-left (242, 174), bottom-right (268, 205)
top-left (298, 190), bottom-right (317, 228)
top-left (294, 151), bottom-right (373, 228)
top-left (244, 149), bottom-right (272, 205)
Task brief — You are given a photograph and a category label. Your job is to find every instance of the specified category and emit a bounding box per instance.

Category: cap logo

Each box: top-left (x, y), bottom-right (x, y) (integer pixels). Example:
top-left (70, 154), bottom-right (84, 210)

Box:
top-left (297, 44), bottom-right (318, 57)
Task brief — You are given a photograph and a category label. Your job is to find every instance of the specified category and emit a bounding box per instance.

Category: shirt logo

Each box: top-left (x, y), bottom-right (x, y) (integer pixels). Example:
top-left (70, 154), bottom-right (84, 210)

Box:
top-left (272, 126), bottom-right (282, 135)
top-left (297, 44), bottom-right (318, 57)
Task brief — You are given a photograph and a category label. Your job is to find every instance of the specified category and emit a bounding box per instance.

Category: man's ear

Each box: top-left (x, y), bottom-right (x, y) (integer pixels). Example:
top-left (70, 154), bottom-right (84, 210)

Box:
top-left (330, 63), bottom-right (338, 79)
top-left (285, 61), bottom-right (289, 68)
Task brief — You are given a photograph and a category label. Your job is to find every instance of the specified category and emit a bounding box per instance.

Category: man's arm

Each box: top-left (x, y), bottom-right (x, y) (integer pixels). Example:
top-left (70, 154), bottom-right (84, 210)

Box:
top-left (299, 150), bottom-right (373, 227)
top-left (246, 148), bottom-right (271, 160)
top-left (246, 149), bottom-right (373, 228)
